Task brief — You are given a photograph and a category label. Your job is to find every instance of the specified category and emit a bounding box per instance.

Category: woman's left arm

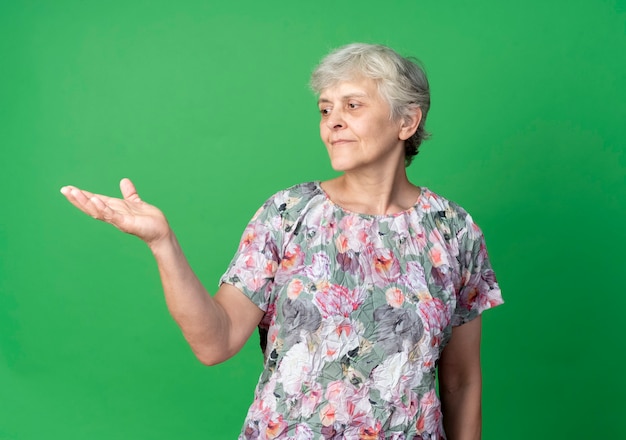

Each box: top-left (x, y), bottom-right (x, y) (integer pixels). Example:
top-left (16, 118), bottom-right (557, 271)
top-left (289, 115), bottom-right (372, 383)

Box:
top-left (438, 315), bottom-right (483, 440)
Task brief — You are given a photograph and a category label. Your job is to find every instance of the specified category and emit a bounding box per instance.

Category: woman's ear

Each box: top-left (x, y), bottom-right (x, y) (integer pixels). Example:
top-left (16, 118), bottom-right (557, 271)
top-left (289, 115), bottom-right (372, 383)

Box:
top-left (399, 107), bottom-right (422, 141)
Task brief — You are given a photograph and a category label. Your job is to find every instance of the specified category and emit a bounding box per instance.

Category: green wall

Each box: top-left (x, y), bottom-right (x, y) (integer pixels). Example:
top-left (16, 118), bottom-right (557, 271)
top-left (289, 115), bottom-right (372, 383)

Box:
top-left (1, 1), bottom-right (625, 438)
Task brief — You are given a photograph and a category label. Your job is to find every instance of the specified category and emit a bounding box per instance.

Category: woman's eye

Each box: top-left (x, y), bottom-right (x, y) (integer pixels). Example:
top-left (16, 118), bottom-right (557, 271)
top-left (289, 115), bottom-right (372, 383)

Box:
top-left (320, 108), bottom-right (331, 116)
top-left (348, 102), bottom-right (359, 109)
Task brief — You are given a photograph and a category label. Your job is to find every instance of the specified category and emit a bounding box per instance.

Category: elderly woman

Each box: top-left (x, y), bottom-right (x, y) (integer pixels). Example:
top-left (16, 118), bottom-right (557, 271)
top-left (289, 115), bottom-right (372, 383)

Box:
top-left (61, 43), bottom-right (502, 439)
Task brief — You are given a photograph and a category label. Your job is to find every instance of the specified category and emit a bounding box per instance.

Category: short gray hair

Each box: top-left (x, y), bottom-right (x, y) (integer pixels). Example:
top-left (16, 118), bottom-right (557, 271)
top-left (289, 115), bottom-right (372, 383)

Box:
top-left (310, 43), bottom-right (431, 166)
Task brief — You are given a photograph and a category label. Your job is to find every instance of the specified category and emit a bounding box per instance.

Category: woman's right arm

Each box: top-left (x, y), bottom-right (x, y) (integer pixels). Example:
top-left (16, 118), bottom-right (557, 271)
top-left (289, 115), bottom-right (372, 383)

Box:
top-left (61, 178), bottom-right (264, 365)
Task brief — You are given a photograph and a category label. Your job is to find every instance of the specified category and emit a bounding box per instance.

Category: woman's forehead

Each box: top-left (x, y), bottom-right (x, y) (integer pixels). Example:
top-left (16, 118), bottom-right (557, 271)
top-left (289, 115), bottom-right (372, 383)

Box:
top-left (318, 77), bottom-right (380, 101)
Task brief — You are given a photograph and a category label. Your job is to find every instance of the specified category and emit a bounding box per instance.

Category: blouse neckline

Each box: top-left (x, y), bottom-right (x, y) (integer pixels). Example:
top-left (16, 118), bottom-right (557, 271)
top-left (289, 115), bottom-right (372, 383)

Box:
top-left (314, 181), bottom-right (427, 219)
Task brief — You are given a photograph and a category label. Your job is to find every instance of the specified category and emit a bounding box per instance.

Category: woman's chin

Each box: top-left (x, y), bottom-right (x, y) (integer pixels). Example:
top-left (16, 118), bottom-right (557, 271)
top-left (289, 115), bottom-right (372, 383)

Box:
top-left (328, 162), bottom-right (352, 173)
top-left (328, 157), bottom-right (359, 173)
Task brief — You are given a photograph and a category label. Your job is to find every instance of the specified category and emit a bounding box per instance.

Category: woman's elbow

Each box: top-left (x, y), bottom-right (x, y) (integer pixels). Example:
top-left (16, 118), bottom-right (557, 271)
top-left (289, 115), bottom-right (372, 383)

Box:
top-left (191, 345), bottom-right (233, 366)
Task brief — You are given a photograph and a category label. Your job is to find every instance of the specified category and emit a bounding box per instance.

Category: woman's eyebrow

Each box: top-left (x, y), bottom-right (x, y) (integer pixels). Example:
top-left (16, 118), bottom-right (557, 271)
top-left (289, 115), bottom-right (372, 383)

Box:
top-left (318, 93), bottom-right (369, 105)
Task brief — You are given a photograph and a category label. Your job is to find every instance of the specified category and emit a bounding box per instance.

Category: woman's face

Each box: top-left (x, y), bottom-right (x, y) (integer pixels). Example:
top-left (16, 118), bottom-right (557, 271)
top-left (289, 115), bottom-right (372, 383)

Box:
top-left (318, 77), bottom-right (411, 174)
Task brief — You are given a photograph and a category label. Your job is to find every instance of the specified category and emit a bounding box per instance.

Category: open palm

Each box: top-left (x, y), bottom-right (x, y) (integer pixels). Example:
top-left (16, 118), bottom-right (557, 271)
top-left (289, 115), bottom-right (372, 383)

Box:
top-left (61, 178), bottom-right (170, 245)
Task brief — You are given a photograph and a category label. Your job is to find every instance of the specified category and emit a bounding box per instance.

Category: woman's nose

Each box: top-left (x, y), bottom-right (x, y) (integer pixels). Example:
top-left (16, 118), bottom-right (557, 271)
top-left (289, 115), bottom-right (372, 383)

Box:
top-left (326, 111), bottom-right (345, 130)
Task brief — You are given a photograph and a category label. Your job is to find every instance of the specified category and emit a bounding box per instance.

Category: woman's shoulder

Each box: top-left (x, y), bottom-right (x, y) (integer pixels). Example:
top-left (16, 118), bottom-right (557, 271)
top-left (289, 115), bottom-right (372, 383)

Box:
top-left (418, 187), bottom-right (482, 237)
top-left (419, 187), bottom-right (470, 217)
top-left (253, 182), bottom-right (324, 219)
top-left (263, 181), bottom-right (322, 206)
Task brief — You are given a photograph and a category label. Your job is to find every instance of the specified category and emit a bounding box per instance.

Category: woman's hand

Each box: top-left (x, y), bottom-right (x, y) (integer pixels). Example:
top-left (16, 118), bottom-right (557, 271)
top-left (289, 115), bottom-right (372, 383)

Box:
top-left (60, 178), bottom-right (170, 247)
top-left (60, 177), bottom-right (263, 364)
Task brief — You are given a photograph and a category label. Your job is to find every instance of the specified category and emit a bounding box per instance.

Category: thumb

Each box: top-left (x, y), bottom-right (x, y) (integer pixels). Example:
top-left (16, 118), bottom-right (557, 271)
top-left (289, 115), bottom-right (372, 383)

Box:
top-left (120, 178), bottom-right (141, 201)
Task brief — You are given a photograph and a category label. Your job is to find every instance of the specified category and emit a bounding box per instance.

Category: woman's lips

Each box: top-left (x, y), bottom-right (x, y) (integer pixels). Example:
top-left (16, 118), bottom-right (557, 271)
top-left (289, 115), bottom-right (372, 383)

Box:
top-left (330, 139), bottom-right (355, 146)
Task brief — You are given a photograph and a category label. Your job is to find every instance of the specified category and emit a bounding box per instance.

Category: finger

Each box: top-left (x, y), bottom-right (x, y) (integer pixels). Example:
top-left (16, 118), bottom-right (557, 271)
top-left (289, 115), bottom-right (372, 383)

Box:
top-left (62, 185), bottom-right (117, 205)
top-left (89, 194), bottom-right (126, 227)
top-left (62, 186), bottom-right (95, 209)
top-left (120, 178), bottom-right (141, 202)
top-left (61, 186), bottom-right (131, 232)
top-left (63, 187), bottom-right (112, 221)
top-left (61, 186), bottom-right (93, 213)
top-left (70, 188), bottom-right (105, 219)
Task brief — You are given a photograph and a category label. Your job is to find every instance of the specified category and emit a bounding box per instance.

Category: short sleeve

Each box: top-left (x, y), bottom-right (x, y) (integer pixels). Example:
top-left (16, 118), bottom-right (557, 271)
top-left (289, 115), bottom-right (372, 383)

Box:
top-left (219, 197), bottom-right (283, 312)
top-left (451, 213), bottom-right (503, 326)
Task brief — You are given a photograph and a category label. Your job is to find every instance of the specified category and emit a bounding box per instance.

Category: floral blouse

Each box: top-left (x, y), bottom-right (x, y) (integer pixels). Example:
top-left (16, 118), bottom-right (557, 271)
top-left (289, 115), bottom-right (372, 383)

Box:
top-left (220, 182), bottom-right (503, 440)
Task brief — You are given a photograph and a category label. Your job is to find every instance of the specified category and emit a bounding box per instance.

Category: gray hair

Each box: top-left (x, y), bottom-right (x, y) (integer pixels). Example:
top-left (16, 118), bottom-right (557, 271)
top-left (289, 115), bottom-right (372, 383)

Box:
top-left (310, 43), bottom-right (431, 166)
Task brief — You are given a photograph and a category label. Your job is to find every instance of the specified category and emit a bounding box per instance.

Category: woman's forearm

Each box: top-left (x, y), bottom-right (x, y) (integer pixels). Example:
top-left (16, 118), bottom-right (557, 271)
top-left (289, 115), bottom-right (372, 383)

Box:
top-left (438, 317), bottom-right (483, 440)
top-left (149, 230), bottom-right (231, 364)
top-left (60, 181), bottom-right (261, 365)
top-left (440, 381), bottom-right (482, 440)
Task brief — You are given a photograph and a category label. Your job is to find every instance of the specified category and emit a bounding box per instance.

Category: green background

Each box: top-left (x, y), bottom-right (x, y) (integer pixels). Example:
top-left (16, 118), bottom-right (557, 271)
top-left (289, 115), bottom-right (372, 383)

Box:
top-left (1, 0), bottom-right (625, 438)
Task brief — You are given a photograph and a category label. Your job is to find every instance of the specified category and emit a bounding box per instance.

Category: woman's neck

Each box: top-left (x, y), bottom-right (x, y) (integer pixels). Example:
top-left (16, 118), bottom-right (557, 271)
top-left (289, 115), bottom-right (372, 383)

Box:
top-left (321, 170), bottom-right (420, 216)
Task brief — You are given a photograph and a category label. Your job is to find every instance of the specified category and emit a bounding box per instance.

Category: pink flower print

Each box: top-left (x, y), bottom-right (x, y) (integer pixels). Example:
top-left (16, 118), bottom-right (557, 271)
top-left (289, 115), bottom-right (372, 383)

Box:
top-left (336, 250), bottom-right (363, 277)
top-left (237, 253), bottom-right (276, 291)
top-left (476, 240), bottom-right (488, 267)
top-left (287, 279), bottom-right (304, 300)
top-left (247, 390), bottom-right (279, 435)
top-left (414, 229), bottom-right (427, 251)
top-left (315, 279), bottom-right (330, 296)
top-left (428, 243), bottom-right (447, 268)
top-left (260, 302), bottom-right (275, 329)
top-left (335, 233), bottom-right (350, 253)
top-left (464, 284), bottom-right (480, 308)
top-left (240, 228), bottom-right (257, 251)
top-left (291, 424), bottom-right (315, 440)
top-left (324, 381), bottom-right (355, 426)
top-left (385, 287), bottom-right (404, 308)
top-left (463, 213), bottom-right (482, 240)
top-left (266, 324), bottom-right (278, 351)
top-left (337, 215), bottom-right (371, 252)
top-left (315, 284), bottom-right (365, 318)
top-left (469, 273), bottom-right (503, 312)
top-left (306, 203), bottom-right (338, 246)
top-left (240, 251), bottom-right (278, 279)
top-left (461, 267), bottom-right (472, 286)
top-left (256, 376), bottom-right (279, 412)
top-left (320, 403), bottom-right (336, 427)
top-left (280, 243), bottom-right (304, 273)
top-left (358, 420), bottom-right (383, 440)
top-left (389, 389), bottom-right (419, 427)
top-left (428, 227), bottom-right (445, 245)
top-left (264, 259), bottom-right (279, 277)
top-left (399, 261), bottom-right (428, 296)
top-left (305, 252), bottom-right (331, 281)
top-left (320, 216), bottom-right (338, 244)
top-left (323, 380), bottom-right (374, 430)
top-left (299, 380), bottom-right (323, 418)
top-left (318, 316), bottom-right (361, 361)
top-left (418, 297), bottom-right (448, 331)
top-left (420, 201), bottom-right (433, 212)
top-left (239, 222), bottom-right (271, 253)
top-left (366, 247), bottom-right (401, 287)
top-left (443, 231), bottom-right (459, 259)
top-left (416, 390), bottom-right (442, 435)
top-left (268, 212), bottom-right (283, 232)
top-left (338, 214), bottom-right (361, 231)
top-left (403, 223), bottom-right (428, 254)
top-left (325, 380), bottom-right (347, 405)
top-left (265, 414), bottom-right (288, 439)
top-left (373, 249), bottom-right (397, 278)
